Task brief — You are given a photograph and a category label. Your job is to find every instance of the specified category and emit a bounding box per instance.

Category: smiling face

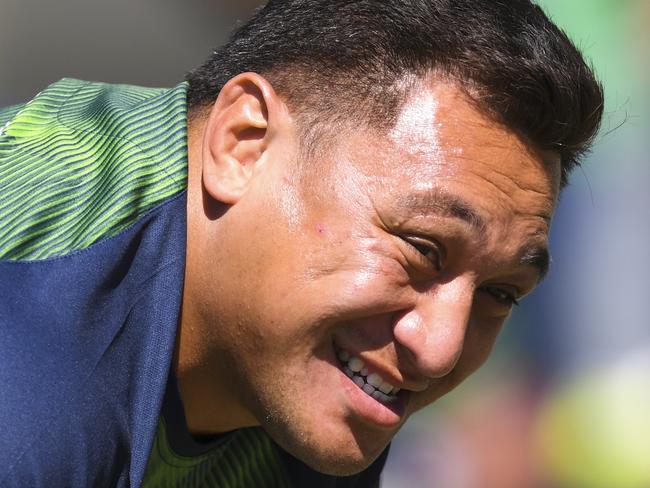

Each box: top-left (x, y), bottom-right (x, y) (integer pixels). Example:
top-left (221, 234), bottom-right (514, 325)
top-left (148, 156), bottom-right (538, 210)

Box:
top-left (182, 78), bottom-right (561, 475)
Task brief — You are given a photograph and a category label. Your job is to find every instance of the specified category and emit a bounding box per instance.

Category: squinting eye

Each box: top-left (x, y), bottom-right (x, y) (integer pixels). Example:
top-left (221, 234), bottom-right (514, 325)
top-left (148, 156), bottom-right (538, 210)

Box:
top-left (403, 236), bottom-right (443, 270)
top-left (481, 285), bottom-right (520, 307)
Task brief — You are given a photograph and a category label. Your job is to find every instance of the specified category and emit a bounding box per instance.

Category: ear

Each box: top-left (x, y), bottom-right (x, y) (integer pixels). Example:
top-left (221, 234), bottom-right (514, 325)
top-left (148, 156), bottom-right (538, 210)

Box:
top-left (200, 72), bottom-right (286, 205)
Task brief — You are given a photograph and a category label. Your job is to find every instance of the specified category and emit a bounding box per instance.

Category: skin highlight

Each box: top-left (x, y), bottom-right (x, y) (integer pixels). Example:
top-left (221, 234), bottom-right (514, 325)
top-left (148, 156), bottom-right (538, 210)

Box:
top-left (176, 73), bottom-right (561, 475)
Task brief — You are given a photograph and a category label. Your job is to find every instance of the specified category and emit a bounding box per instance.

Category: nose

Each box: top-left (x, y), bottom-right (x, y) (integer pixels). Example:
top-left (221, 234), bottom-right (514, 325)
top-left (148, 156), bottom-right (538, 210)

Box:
top-left (393, 278), bottom-right (474, 379)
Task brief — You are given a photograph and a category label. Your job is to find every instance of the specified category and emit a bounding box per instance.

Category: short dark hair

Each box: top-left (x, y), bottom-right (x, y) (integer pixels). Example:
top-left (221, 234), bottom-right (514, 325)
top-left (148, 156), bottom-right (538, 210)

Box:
top-left (187, 0), bottom-right (604, 186)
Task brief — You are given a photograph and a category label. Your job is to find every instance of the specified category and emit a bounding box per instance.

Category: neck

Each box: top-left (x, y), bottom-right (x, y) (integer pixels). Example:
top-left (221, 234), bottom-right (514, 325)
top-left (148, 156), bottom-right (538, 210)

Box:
top-left (173, 114), bottom-right (258, 435)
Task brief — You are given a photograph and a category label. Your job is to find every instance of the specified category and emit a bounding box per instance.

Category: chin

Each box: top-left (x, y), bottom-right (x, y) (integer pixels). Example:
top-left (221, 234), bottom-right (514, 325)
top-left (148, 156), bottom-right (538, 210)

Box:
top-left (243, 346), bottom-right (400, 475)
top-left (282, 439), bottom-right (387, 476)
top-left (262, 416), bottom-right (392, 476)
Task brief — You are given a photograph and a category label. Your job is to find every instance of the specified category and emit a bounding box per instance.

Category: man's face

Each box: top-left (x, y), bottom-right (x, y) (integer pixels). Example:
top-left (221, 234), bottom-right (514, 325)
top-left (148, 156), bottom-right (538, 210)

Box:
top-left (207, 81), bottom-right (560, 475)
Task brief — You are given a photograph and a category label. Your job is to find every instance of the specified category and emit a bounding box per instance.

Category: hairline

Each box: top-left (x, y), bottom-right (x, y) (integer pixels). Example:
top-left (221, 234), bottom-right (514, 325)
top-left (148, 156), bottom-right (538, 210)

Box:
top-left (186, 69), bottom-right (565, 189)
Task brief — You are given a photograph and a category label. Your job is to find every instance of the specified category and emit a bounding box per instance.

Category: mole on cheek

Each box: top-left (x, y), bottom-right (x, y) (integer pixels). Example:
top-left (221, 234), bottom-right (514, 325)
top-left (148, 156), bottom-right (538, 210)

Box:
top-left (316, 223), bottom-right (327, 235)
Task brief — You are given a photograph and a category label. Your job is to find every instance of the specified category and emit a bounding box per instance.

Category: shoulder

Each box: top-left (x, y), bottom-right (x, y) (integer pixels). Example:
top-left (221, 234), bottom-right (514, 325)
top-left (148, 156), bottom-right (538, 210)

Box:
top-left (0, 78), bottom-right (188, 261)
top-left (0, 103), bottom-right (25, 130)
top-left (0, 79), bottom-right (190, 485)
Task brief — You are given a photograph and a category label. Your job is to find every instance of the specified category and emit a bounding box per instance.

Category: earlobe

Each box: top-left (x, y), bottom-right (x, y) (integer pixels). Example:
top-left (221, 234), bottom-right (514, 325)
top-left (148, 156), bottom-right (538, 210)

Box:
top-left (200, 73), bottom-right (280, 205)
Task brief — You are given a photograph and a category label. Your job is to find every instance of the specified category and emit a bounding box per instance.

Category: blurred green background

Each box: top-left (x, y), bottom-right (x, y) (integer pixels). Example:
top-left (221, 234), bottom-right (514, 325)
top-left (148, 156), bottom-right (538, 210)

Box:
top-left (2, 1), bottom-right (648, 486)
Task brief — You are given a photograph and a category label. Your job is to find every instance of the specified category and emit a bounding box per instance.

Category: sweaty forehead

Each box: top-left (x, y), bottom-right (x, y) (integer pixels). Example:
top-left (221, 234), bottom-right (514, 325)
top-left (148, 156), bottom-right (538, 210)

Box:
top-left (320, 80), bottom-right (562, 254)
top-left (381, 80), bottom-right (561, 202)
top-left (312, 79), bottom-right (561, 228)
top-left (388, 84), bottom-right (444, 160)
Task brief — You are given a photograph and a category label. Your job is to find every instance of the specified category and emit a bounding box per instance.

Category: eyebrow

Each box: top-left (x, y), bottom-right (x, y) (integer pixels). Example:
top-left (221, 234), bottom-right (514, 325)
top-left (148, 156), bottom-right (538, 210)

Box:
top-left (395, 190), bottom-right (486, 232)
top-left (520, 245), bottom-right (551, 283)
top-left (395, 189), bottom-right (551, 282)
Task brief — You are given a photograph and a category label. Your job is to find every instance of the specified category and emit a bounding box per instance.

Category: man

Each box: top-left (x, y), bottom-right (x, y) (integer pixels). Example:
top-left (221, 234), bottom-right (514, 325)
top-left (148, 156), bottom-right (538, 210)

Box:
top-left (0, 0), bottom-right (603, 486)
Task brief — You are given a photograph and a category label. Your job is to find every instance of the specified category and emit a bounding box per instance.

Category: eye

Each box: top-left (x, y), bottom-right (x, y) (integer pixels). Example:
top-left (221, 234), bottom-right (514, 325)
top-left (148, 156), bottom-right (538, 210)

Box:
top-left (480, 285), bottom-right (520, 307)
top-left (402, 236), bottom-right (443, 270)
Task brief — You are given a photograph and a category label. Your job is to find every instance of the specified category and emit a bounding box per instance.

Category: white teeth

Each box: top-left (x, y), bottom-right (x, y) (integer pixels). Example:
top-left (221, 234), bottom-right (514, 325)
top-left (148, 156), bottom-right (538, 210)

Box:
top-left (378, 392), bottom-right (393, 402)
top-left (337, 349), bottom-right (400, 401)
top-left (338, 350), bottom-right (350, 362)
top-left (367, 373), bottom-right (383, 387)
top-left (348, 357), bottom-right (365, 372)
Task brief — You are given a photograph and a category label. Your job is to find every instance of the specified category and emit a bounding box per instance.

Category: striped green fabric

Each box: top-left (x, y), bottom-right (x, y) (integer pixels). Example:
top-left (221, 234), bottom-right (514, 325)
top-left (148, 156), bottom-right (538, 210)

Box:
top-left (142, 419), bottom-right (293, 488)
top-left (0, 79), bottom-right (188, 261)
top-left (0, 103), bottom-right (25, 128)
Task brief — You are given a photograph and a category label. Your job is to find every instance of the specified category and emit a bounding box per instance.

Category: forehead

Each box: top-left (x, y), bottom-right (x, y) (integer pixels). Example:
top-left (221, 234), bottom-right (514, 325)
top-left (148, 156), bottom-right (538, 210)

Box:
top-left (330, 80), bottom-right (561, 224)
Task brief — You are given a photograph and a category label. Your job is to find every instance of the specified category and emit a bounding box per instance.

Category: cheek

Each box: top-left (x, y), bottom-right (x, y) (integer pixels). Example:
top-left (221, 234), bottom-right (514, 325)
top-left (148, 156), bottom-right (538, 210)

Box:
top-left (452, 321), bottom-right (504, 381)
top-left (303, 232), bottom-right (408, 298)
